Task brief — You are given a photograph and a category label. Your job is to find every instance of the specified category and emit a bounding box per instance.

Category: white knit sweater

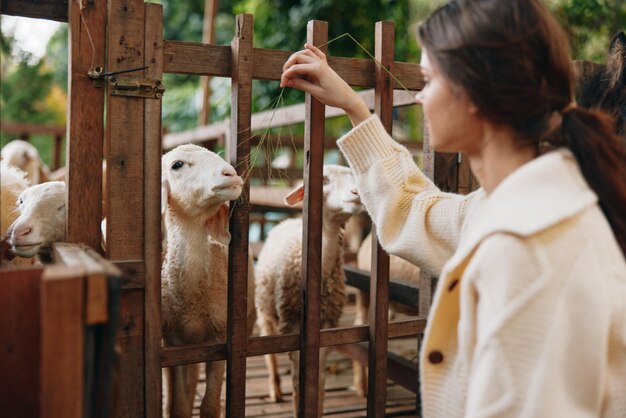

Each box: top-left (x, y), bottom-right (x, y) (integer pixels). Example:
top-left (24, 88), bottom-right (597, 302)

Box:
top-left (337, 115), bottom-right (626, 418)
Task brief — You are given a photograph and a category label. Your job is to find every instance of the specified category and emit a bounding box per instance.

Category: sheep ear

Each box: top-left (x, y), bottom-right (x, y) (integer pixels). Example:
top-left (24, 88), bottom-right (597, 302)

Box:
top-left (284, 185), bottom-right (305, 206)
top-left (161, 177), bottom-right (170, 215)
top-left (206, 204), bottom-right (231, 245)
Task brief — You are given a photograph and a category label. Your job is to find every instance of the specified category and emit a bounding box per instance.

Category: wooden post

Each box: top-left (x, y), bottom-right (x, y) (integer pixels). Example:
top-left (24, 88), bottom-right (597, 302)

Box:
top-left (66, 0), bottom-right (106, 252)
top-left (0, 268), bottom-right (43, 418)
top-left (367, 20), bottom-right (394, 418)
top-left (105, 0), bottom-right (147, 416)
top-left (226, 13), bottom-right (253, 418)
top-left (144, 3), bottom-right (164, 418)
top-left (53, 133), bottom-right (63, 171)
top-left (299, 19), bottom-right (327, 418)
top-left (41, 267), bottom-right (85, 418)
top-left (198, 0), bottom-right (219, 126)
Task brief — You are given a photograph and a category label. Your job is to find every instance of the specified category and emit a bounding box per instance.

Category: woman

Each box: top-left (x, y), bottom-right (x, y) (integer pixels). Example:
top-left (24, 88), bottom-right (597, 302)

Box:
top-left (281, 0), bottom-right (626, 416)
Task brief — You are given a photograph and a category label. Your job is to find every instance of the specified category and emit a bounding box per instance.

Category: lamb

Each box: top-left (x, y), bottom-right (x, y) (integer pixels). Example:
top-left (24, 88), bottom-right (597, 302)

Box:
top-left (352, 232), bottom-right (422, 397)
top-left (160, 143), bottom-right (256, 418)
top-left (0, 162), bottom-right (34, 266)
top-left (254, 164), bottom-right (363, 416)
top-left (7, 181), bottom-right (66, 261)
top-left (1, 139), bottom-right (51, 184)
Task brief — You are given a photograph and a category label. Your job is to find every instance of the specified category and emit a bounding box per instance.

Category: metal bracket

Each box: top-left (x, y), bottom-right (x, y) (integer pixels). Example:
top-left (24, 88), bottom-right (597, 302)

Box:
top-left (109, 76), bottom-right (165, 99)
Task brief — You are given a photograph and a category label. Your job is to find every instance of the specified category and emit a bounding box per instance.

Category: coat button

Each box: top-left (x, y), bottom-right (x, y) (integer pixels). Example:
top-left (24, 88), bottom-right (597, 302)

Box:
top-left (428, 350), bottom-right (444, 364)
top-left (448, 278), bottom-right (459, 291)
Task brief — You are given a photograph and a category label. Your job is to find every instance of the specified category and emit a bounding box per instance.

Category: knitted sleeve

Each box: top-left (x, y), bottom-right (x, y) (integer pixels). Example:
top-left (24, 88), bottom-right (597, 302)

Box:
top-left (337, 115), bottom-right (484, 277)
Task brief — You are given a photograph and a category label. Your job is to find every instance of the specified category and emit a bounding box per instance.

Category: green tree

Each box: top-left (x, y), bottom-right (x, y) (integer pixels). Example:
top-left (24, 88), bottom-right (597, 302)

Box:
top-left (550, 0), bottom-right (626, 61)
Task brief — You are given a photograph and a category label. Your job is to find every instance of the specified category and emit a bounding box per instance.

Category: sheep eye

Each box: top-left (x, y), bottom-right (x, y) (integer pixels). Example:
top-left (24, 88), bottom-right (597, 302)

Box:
top-left (57, 205), bottom-right (65, 211)
top-left (322, 175), bottom-right (330, 186)
top-left (171, 161), bottom-right (184, 170)
top-left (18, 198), bottom-right (23, 205)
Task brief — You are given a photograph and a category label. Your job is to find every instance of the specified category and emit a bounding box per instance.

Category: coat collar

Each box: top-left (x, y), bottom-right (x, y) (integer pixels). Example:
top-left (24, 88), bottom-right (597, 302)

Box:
top-left (451, 148), bottom-right (597, 266)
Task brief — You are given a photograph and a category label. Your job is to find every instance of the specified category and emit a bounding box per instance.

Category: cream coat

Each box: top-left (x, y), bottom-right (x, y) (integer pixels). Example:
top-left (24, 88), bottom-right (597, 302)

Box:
top-left (337, 115), bottom-right (626, 418)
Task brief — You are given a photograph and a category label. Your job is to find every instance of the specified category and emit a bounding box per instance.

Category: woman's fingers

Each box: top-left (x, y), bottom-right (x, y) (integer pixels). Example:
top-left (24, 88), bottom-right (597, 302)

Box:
top-left (304, 43), bottom-right (327, 61)
top-left (280, 63), bottom-right (320, 88)
top-left (283, 49), bottom-right (320, 71)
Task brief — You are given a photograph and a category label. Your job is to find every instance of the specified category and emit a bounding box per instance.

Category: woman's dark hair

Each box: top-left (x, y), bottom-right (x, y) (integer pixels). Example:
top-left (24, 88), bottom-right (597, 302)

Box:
top-left (418, 0), bottom-right (626, 256)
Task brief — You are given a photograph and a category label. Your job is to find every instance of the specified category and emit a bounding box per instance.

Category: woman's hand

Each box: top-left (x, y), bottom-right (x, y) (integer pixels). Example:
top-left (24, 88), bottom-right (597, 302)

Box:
top-left (281, 43), bottom-right (371, 126)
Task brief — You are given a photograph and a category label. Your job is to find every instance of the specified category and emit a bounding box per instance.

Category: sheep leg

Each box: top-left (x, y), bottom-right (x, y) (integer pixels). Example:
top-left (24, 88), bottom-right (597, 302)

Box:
top-left (287, 350), bottom-right (300, 417)
top-left (167, 363), bottom-right (199, 418)
top-left (258, 312), bottom-right (283, 402)
top-left (287, 347), bottom-right (330, 418)
top-left (317, 346), bottom-right (331, 418)
top-left (353, 290), bottom-right (369, 397)
top-left (264, 352), bottom-right (283, 403)
top-left (200, 360), bottom-right (225, 418)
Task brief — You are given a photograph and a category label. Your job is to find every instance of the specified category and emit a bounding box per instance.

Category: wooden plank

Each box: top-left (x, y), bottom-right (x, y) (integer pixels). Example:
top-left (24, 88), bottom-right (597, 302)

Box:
top-left (40, 266), bottom-right (85, 418)
top-left (226, 13), bottom-right (254, 418)
top-left (163, 41), bottom-right (424, 90)
top-left (335, 343), bottom-right (418, 394)
top-left (0, 121), bottom-right (66, 135)
top-left (299, 20), bottom-right (327, 418)
top-left (111, 289), bottom-right (145, 417)
top-left (144, 4), bottom-right (164, 418)
top-left (198, 0), bottom-right (219, 125)
top-left (344, 266), bottom-right (419, 309)
top-left (0, 268), bottom-right (43, 418)
top-left (162, 89), bottom-right (419, 150)
top-left (86, 273), bottom-right (109, 325)
top-left (368, 22), bottom-right (394, 417)
top-left (53, 134), bottom-right (63, 170)
top-left (105, 0), bottom-right (145, 260)
top-left (105, 1), bottom-right (147, 417)
top-left (66, 0), bottom-right (106, 252)
top-left (113, 259), bottom-right (146, 289)
top-left (1, 0), bottom-right (68, 22)
top-left (161, 320), bottom-right (425, 367)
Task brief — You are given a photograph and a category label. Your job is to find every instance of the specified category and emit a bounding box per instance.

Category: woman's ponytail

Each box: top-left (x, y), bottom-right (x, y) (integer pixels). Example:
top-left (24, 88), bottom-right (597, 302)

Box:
top-left (562, 107), bottom-right (626, 256)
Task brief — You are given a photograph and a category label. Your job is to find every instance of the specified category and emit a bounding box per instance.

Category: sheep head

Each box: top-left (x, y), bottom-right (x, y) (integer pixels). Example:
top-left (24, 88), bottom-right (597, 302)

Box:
top-left (285, 164), bottom-right (363, 224)
top-left (161, 144), bottom-right (243, 244)
top-left (8, 181), bottom-right (66, 258)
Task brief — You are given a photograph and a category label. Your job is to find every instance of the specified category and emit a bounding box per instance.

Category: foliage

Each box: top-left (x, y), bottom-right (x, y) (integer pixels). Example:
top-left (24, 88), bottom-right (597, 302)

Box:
top-left (549, 0), bottom-right (626, 62)
top-left (0, 21), bottom-right (67, 165)
top-left (1, 0), bottom-right (623, 159)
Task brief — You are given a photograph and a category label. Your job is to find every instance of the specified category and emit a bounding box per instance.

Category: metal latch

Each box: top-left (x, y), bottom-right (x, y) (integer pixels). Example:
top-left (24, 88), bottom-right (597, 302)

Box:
top-left (109, 76), bottom-right (165, 99)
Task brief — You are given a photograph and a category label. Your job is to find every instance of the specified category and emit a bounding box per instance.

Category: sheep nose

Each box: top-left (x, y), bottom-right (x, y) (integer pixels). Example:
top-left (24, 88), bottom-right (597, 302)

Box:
top-left (222, 168), bottom-right (236, 177)
top-left (15, 225), bottom-right (32, 238)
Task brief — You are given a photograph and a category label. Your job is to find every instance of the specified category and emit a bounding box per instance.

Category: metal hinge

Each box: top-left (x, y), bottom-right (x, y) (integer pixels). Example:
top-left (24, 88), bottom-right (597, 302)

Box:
top-left (109, 76), bottom-right (165, 99)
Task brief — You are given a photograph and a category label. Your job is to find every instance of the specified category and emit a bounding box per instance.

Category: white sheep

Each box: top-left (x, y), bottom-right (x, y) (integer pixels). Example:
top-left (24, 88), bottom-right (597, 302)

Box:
top-left (254, 164), bottom-right (363, 416)
top-left (161, 143), bottom-right (256, 418)
top-left (352, 232), bottom-right (421, 397)
top-left (1, 139), bottom-right (51, 185)
top-left (7, 181), bottom-right (66, 261)
top-left (0, 162), bottom-right (34, 266)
